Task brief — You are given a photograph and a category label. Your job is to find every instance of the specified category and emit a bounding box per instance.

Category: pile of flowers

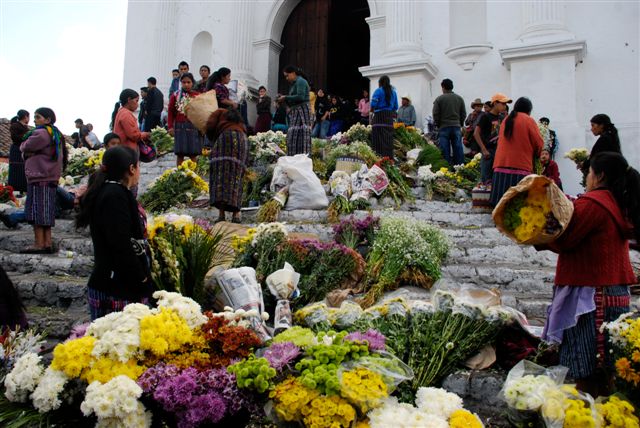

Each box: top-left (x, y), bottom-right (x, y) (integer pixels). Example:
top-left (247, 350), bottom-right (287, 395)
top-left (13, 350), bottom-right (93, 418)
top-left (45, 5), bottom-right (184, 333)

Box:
top-left (564, 147), bottom-right (589, 166)
top-left (2, 292), bottom-right (268, 427)
top-left (416, 154), bottom-right (481, 201)
top-left (139, 159), bottom-right (209, 213)
top-left (0, 183), bottom-right (18, 205)
top-left (231, 327), bottom-right (413, 427)
top-left (502, 360), bottom-right (639, 427)
top-left (66, 147), bottom-right (104, 179)
top-left (603, 312), bottom-right (640, 402)
top-left (0, 327), bottom-right (46, 382)
top-left (344, 122), bottom-right (372, 144)
top-left (368, 387), bottom-right (483, 428)
top-left (147, 214), bottom-right (232, 303)
top-left (361, 217), bottom-right (449, 307)
top-left (332, 214), bottom-right (380, 250)
top-left (149, 126), bottom-right (174, 155)
top-left (232, 222), bottom-right (366, 309)
top-left (502, 185), bottom-right (561, 243)
top-left (248, 131), bottom-right (286, 165)
top-left (375, 157), bottom-right (413, 206)
top-left (295, 294), bottom-right (512, 397)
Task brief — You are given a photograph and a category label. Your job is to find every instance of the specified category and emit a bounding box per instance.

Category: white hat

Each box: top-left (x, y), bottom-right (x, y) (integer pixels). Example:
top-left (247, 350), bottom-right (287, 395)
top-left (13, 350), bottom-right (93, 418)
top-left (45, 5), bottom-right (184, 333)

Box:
top-left (401, 94), bottom-right (412, 102)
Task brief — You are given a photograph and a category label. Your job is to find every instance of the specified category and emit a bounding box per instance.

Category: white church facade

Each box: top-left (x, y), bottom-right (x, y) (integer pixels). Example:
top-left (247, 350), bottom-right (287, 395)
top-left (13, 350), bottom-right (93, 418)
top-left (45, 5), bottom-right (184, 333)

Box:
top-left (124, 0), bottom-right (639, 194)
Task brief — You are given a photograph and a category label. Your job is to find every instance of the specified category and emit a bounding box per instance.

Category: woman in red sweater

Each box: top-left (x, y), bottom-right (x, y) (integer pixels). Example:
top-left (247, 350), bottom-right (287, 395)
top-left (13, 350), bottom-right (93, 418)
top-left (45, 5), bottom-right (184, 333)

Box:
top-left (538, 151), bottom-right (639, 397)
top-left (168, 72), bottom-right (202, 166)
top-left (489, 97), bottom-right (544, 206)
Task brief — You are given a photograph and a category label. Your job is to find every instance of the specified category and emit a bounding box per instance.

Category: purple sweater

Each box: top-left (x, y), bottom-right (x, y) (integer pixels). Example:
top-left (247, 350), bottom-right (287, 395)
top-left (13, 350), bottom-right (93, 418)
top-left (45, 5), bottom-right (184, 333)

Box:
top-left (20, 128), bottom-right (63, 184)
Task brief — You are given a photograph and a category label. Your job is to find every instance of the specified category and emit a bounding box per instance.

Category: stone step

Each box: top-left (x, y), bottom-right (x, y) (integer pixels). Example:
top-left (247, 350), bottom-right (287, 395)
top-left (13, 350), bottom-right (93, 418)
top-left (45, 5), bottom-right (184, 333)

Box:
top-left (25, 304), bottom-right (90, 340)
top-left (0, 249), bottom-right (93, 276)
top-left (0, 229), bottom-right (93, 256)
top-left (9, 271), bottom-right (87, 308)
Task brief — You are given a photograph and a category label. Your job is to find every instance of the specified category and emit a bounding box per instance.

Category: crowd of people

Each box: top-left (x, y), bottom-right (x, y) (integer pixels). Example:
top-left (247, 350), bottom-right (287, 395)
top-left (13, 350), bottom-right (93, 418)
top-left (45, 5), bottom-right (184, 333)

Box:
top-left (3, 60), bottom-right (639, 403)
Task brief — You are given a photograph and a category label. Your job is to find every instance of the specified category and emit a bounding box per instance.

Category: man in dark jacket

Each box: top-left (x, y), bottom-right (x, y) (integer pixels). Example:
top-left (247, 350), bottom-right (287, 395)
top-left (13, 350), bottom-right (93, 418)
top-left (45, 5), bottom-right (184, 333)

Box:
top-left (145, 77), bottom-right (164, 132)
top-left (432, 79), bottom-right (466, 166)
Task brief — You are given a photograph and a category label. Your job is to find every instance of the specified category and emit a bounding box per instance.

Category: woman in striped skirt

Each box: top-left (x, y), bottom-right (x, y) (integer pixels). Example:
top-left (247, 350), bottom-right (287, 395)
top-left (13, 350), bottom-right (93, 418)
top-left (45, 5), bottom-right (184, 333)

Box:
top-left (278, 65), bottom-right (311, 155)
top-left (8, 110), bottom-right (30, 193)
top-left (370, 75), bottom-right (398, 158)
top-left (168, 72), bottom-right (202, 166)
top-left (489, 97), bottom-right (544, 206)
top-left (206, 108), bottom-right (249, 223)
top-left (19, 108), bottom-right (66, 254)
top-left (538, 152), bottom-right (639, 397)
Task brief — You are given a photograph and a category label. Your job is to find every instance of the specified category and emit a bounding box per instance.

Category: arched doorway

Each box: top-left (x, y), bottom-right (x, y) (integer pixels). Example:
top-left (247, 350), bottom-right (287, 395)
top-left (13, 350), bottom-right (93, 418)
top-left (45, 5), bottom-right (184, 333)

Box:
top-left (278, 0), bottom-right (370, 100)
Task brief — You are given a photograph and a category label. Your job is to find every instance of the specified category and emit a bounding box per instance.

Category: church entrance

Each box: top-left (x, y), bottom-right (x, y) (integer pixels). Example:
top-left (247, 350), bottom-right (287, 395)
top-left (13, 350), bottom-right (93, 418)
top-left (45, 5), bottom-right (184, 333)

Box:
top-left (278, 0), bottom-right (370, 101)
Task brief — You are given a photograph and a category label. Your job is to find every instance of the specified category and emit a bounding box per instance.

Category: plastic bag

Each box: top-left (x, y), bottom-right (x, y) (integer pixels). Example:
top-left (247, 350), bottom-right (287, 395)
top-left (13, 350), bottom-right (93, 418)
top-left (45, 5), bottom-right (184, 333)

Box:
top-left (329, 171), bottom-right (352, 198)
top-left (542, 385), bottom-right (598, 428)
top-left (492, 175), bottom-right (574, 245)
top-left (293, 302), bottom-right (332, 331)
top-left (266, 262), bottom-right (300, 300)
top-left (338, 352), bottom-right (413, 412)
top-left (273, 300), bottom-right (293, 334)
top-left (277, 155), bottom-right (329, 210)
top-left (330, 301), bottom-right (364, 329)
top-left (214, 266), bottom-right (271, 342)
top-left (270, 165), bottom-right (291, 193)
top-left (406, 148), bottom-right (422, 165)
top-left (184, 90), bottom-right (219, 134)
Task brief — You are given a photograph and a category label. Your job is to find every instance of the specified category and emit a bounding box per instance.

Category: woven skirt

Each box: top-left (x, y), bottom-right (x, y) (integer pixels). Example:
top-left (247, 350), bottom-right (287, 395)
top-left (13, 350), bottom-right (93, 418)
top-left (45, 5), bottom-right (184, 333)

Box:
top-left (8, 143), bottom-right (27, 192)
top-left (286, 103), bottom-right (312, 155)
top-left (558, 286), bottom-right (630, 379)
top-left (210, 130), bottom-right (249, 212)
top-left (88, 287), bottom-right (150, 320)
top-left (174, 121), bottom-right (203, 156)
top-left (371, 110), bottom-right (394, 158)
top-left (489, 169), bottom-right (529, 206)
top-left (25, 181), bottom-right (57, 227)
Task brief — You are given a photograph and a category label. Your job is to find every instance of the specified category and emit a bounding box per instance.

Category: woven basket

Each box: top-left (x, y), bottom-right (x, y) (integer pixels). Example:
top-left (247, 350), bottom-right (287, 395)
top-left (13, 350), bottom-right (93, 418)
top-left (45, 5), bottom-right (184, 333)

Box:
top-left (335, 157), bottom-right (364, 174)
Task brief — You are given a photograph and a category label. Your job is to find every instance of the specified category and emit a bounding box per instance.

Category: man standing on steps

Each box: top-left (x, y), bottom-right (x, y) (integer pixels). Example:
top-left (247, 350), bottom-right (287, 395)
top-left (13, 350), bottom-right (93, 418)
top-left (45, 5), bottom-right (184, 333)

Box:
top-left (473, 93), bottom-right (511, 185)
top-left (145, 77), bottom-right (164, 132)
top-left (169, 61), bottom-right (189, 94)
top-left (432, 79), bottom-right (466, 166)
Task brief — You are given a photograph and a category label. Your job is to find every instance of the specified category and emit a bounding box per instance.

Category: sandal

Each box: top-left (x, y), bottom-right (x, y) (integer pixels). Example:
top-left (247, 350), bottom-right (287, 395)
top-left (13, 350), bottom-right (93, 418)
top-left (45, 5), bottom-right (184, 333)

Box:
top-left (20, 247), bottom-right (50, 254)
top-left (231, 217), bottom-right (242, 224)
top-left (214, 216), bottom-right (226, 224)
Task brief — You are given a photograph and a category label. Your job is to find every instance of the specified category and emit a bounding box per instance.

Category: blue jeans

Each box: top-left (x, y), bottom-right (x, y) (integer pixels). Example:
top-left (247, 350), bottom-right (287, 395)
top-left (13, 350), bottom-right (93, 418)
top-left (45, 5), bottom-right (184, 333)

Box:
top-left (438, 126), bottom-right (464, 166)
top-left (312, 120), bottom-right (330, 138)
top-left (480, 146), bottom-right (497, 183)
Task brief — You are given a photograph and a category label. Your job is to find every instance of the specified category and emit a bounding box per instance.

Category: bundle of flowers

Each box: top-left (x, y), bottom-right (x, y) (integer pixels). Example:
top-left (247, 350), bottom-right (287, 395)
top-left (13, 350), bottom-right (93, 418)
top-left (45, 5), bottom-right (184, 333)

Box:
top-left (0, 327), bottom-right (46, 382)
top-left (149, 126), bottom-right (174, 155)
top-left (415, 143), bottom-right (450, 172)
top-left (502, 186), bottom-right (561, 242)
top-left (295, 295), bottom-right (511, 398)
top-left (230, 327), bottom-right (411, 428)
top-left (325, 141), bottom-right (379, 177)
top-left (249, 131), bottom-right (287, 165)
top-left (2, 292), bottom-right (267, 427)
top-left (0, 183), bottom-right (18, 205)
top-left (333, 214), bottom-right (380, 250)
top-left (596, 395), bottom-right (639, 427)
top-left (367, 387), bottom-right (483, 428)
top-left (256, 187), bottom-right (287, 223)
top-left (452, 153), bottom-right (481, 189)
top-left (147, 214), bottom-right (232, 303)
top-left (344, 123), bottom-right (372, 144)
top-left (66, 147), bottom-right (104, 179)
top-left (232, 223), bottom-right (366, 309)
top-left (393, 123), bottom-right (424, 154)
top-left (0, 163), bottom-right (8, 184)
top-left (139, 159), bottom-right (209, 213)
top-left (242, 166), bottom-right (273, 207)
top-left (564, 147), bottom-right (589, 166)
top-left (375, 157), bottom-right (413, 206)
top-left (603, 312), bottom-right (640, 402)
top-left (327, 171), bottom-right (354, 223)
top-left (361, 217), bottom-right (449, 307)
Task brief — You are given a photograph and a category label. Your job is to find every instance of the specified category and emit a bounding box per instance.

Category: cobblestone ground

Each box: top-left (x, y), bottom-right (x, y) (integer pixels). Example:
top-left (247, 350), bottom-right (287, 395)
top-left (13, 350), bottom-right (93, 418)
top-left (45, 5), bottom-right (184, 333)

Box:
top-left (2, 153), bottom-right (638, 425)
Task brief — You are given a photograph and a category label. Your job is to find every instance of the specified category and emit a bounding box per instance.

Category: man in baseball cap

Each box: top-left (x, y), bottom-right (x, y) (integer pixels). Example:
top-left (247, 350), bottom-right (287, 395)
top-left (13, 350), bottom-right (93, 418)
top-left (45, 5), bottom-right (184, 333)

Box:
top-left (473, 93), bottom-right (511, 184)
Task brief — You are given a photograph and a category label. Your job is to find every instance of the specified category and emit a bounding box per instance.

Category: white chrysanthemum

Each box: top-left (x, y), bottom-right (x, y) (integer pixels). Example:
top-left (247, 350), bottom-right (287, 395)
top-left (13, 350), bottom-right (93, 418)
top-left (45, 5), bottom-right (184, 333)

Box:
top-left (4, 352), bottom-right (44, 402)
top-left (81, 376), bottom-right (150, 427)
top-left (415, 387), bottom-right (463, 419)
top-left (31, 368), bottom-right (69, 412)
top-left (153, 290), bottom-right (207, 328)
top-left (503, 374), bottom-right (558, 410)
top-left (368, 397), bottom-right (448, 428)
top-left (88, 311), bottom-right (142, 363)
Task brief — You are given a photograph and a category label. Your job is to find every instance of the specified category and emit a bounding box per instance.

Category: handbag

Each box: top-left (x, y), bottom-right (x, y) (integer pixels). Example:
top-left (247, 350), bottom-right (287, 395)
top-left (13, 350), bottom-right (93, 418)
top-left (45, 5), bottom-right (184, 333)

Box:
top-left (137, 140), bottom-right (157, 163)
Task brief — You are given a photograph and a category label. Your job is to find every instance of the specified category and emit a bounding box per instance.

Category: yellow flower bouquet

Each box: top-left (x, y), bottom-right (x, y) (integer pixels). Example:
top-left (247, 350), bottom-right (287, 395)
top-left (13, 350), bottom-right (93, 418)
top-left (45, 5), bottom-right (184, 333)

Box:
top-left (493, 175), bottom-right (574, 245)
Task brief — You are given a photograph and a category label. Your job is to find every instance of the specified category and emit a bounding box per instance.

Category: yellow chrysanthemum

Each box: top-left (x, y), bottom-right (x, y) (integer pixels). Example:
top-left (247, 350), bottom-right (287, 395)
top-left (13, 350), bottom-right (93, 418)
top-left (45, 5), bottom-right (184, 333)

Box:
top-left (449, 409), bottom-right (483, 428)
top-left (82, 357), bottom-right (145, 384)
top-left (51, 336), bottom-right (96, 378)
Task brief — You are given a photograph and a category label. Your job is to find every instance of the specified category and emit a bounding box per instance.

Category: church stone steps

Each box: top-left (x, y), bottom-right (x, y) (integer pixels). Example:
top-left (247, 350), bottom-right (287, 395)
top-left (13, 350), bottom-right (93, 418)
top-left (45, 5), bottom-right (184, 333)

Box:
top-left (9, 271), bottom-right (87, 309)
top-left (0, 249), bottom-right (93, 277)
top-left (25, 304), bottom-right (90, 340)
top-left (0, 229), bottom-right (93, 257)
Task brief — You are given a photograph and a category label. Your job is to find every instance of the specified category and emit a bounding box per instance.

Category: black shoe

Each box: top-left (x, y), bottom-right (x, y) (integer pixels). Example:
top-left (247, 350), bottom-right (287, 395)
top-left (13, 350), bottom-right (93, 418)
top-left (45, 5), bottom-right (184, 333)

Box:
top-left (0, 212), bottom-right (17, 229)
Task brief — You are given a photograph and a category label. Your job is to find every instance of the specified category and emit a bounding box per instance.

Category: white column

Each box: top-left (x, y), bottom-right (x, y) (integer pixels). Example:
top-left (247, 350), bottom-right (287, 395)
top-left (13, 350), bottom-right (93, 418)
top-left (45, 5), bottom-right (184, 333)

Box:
top-left (253, 38), bottom-right (283, 97)
top-left (385, 1), bottom-right (422, 56)
top-left (520, 0), bottom-right (571, 41)
top-left (154, 2), bottom-right (178, 95)
top-left (231, 1), bottom-right (258, 86)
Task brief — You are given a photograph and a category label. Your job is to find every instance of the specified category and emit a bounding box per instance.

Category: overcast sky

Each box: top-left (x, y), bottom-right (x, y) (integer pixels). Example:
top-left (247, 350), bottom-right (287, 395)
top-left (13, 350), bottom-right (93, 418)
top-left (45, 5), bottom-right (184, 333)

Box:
top-left (0, 0), bottom-right (128, 139)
